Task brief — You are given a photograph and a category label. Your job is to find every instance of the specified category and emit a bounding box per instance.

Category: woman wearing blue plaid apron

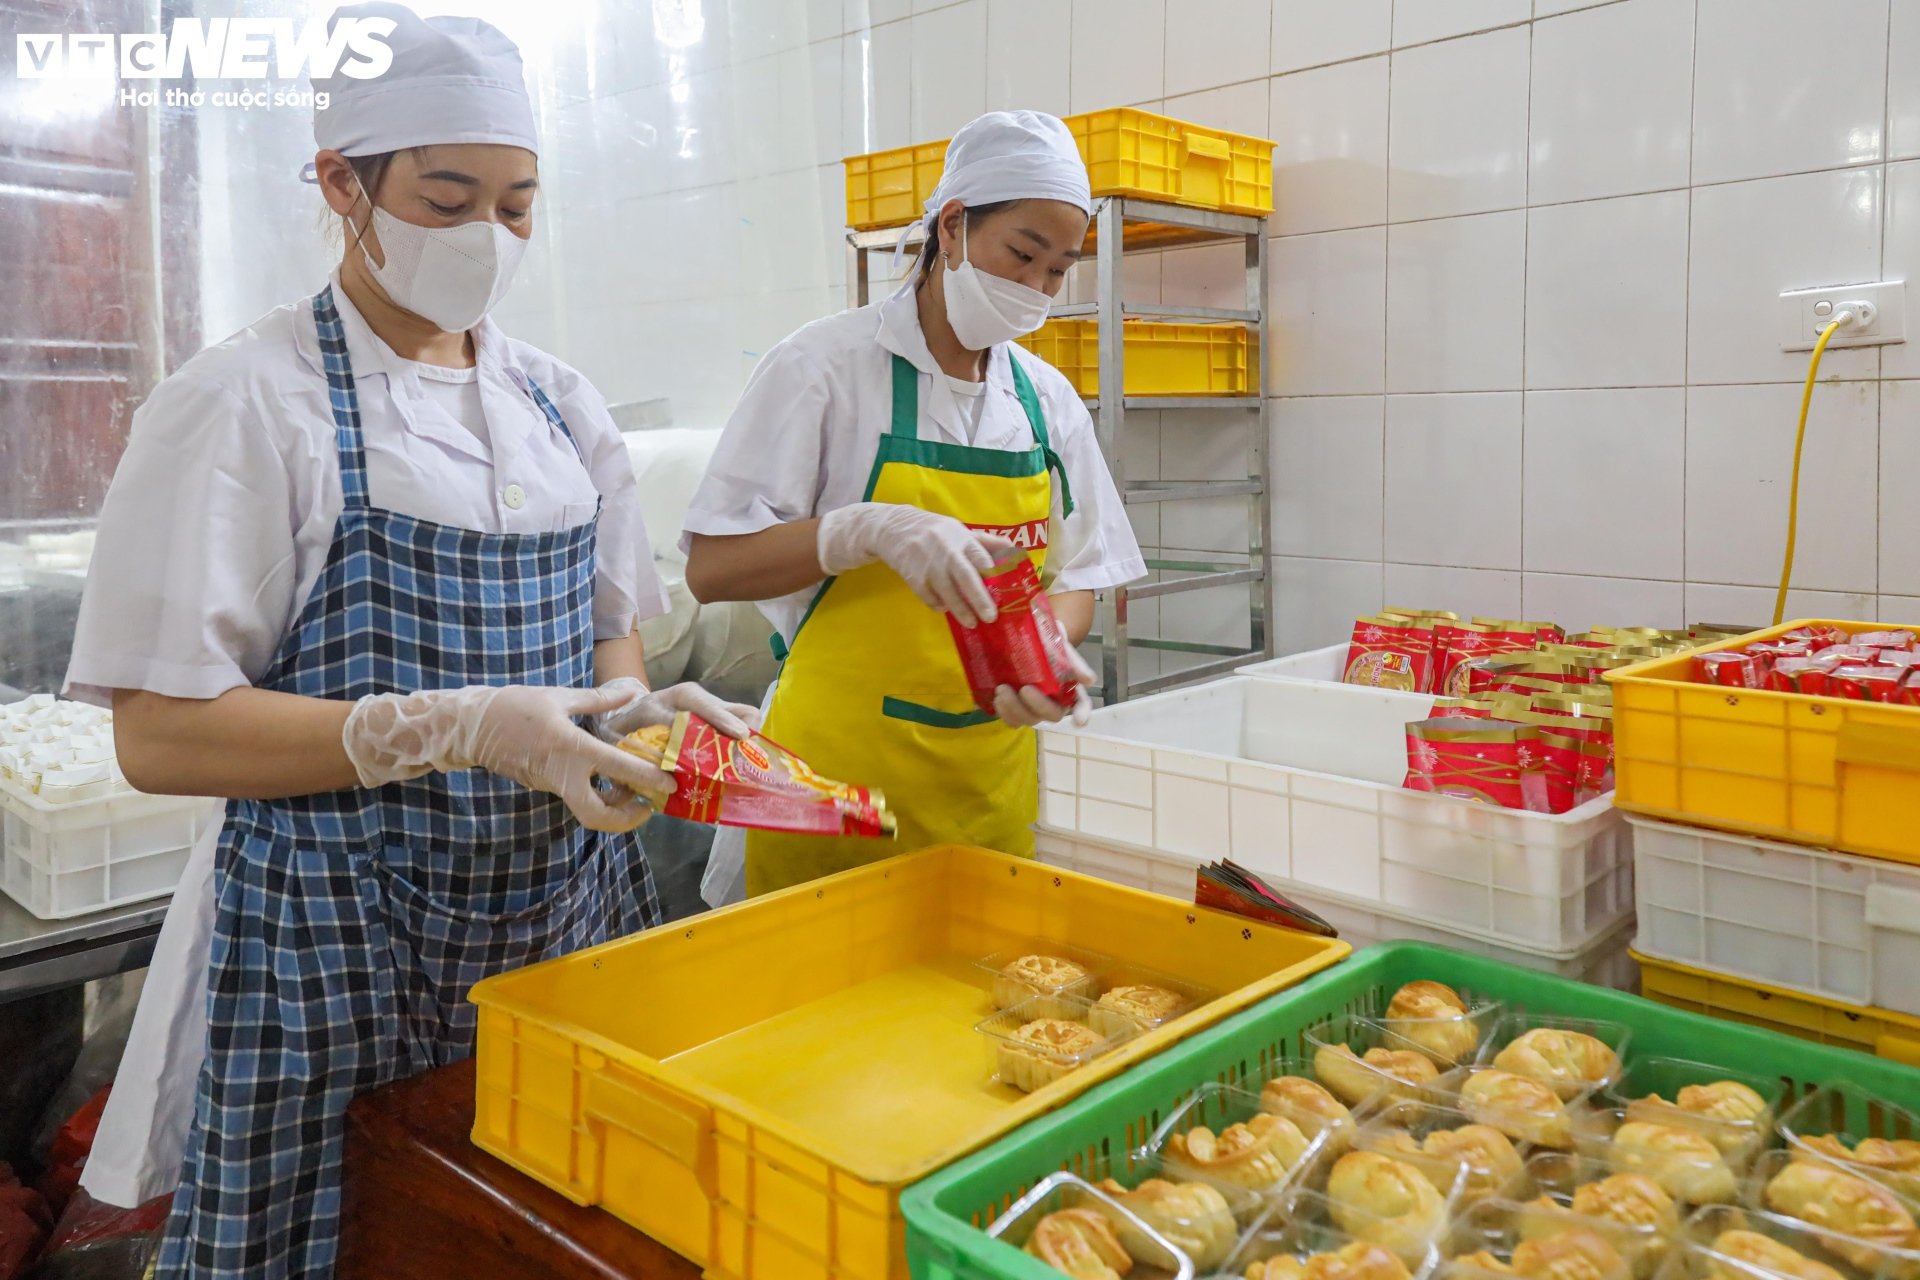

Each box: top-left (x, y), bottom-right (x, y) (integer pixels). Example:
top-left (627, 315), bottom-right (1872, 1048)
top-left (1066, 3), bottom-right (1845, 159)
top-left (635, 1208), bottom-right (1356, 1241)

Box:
top-left (63, 8), bottom-right (755, 1276)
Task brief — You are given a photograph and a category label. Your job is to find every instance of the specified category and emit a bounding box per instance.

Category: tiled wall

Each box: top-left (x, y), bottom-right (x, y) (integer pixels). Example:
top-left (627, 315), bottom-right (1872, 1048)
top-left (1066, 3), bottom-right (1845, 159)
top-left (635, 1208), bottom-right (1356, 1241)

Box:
top-left (206, 0), bottom-right (1920, 655)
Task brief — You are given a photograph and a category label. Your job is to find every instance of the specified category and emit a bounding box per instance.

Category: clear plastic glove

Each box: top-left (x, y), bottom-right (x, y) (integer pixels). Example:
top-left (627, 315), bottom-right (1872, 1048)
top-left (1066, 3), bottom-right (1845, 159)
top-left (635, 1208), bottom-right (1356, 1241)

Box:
top-left (341, 684), bottom-right (670, 833)
top-left (817, 502), bottom-right (1012, 627)
top-left (587, 677), bottom-right (761, 744)
top-left (992, 628), bottom-right (1097, 729)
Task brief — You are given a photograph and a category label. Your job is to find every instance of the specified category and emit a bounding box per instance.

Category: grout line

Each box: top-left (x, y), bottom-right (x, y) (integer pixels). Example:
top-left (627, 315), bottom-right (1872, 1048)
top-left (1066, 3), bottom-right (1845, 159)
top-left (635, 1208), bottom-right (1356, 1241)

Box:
top-left (1519, 17), bottom-right (1534, 595)
top-left (1682, 0), bottom-right (1700, 591)
top-left (1381, 0), bottom-right (1396, 560)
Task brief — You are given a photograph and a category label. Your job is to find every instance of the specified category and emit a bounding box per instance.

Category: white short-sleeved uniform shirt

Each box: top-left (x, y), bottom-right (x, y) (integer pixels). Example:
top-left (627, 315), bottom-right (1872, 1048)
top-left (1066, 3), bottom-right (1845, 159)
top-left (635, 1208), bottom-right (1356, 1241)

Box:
top-left (64, 272), bottom-right (669, 708)
top-left (681, 286), bottom-right (1146, 643)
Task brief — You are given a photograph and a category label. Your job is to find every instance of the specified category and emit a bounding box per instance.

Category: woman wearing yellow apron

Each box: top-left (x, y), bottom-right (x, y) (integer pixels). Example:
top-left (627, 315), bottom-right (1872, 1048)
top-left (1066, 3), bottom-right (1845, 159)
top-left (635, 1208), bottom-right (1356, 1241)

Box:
top-left (684, 111), bottom-right (1145, 897)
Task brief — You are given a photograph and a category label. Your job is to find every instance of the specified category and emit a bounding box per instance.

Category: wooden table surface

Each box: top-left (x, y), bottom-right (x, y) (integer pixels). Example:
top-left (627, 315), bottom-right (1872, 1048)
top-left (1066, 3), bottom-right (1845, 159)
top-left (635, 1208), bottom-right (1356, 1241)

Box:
top-left (337, 1057), bottom-right (702, 1280)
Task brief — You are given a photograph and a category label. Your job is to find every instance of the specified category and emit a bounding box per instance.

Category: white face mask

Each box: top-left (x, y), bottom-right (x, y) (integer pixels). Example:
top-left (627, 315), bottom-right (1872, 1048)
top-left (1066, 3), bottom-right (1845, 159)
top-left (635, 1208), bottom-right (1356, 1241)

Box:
top-left (941, 218), bottom-right (1053, 350)
top-left (349, 185), bottom-right (527, 333)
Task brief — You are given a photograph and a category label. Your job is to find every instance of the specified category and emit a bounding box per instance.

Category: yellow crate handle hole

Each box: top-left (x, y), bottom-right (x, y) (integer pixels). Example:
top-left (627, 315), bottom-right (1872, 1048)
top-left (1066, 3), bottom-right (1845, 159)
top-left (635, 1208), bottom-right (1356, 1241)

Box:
top-left (1835, 722), bottom-right (1920, 773)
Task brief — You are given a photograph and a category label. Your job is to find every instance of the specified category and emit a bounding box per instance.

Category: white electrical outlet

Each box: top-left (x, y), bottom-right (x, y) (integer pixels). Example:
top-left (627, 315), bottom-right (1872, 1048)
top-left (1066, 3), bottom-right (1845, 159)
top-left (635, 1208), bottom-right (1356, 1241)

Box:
top-left (1778, 280), bottom-right (1906, 350)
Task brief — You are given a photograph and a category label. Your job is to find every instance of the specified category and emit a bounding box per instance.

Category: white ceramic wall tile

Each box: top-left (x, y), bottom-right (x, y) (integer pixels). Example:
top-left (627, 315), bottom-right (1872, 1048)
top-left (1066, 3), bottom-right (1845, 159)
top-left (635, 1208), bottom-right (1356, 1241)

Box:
top-left (1273, 556), bottom-right (1386, 655)
top-left (1271, 0), bottom-right (1391, 73)
top-left (807, 37), bottom-right (845, 167)
top-left (1523, 389), bottom-right (1686, 578)
top-left (1387, 27), bottom-right (1530, 222)
top-left (738, 169), bottom-right (835, 294)
top-left (1162, 79), bottom-right (1270, 140)
top-left (1383, 564), bottom-right (1525, 617)
top-left (1533, 0), bottom-right (1613, 15)
top-left (1687, 168), bottom-right (1884, 386)
top-left (1692, 0), bottom-right (1889, 185)
top-left (1385, 212), bottom-right (1526, 393)
top-left (985, 0), bottom-right (1071, 116)
top-left (1520, 574), bottom-right (1687, 631)
top-left (1883, 596), bottom-right (1920, 622)
top-left (1392, 0), bottom-right (1531, 48)
top-left (1683, 584), bottom-right (1877, 629)
top-left (1160, 410), bottom-right (1253, 554)
top-left (909, 1), bottom-right (986, 139)
top-left (1528, 0), bottom-right (1693, 205)
top-left (1270, 226), bottom-right (1388, 396)
top-left (846, 0), bottom-right (913, 30)
top-left (1879, 162), bottom-right (1920, 378)
top-left (733, 45), bottom-right (833, 181)
top-left (1879, 380), bottom-right (1920, 595)
top-left (1070, 0), bottom-right (1164, 111)
top-left (1164, 0), bottom-right (1270, 98)
top-left (1384, 393), bottom-right (1524, 568)
top-left (1268, 57), bottom-right (1390, 236)
top-left (809, 0), bottom-right (847, 39)
top-left (1271, 396), bottom-right (1386, 561)
top-left (843, 21), bottom-right (913, 153)
top-left (1893, 0), bottom-right (1920, 161)
top-left (1159, 579), bottom-right (1257, 649)
top-left (732, 0), bottom-right (817, 58)
top-left (1158, 242), bottom-right (1253, 309)
top-left (1525, 192), bottom-right (1690, 389)
top-left (1686, 381), bottom-right (1880, 592)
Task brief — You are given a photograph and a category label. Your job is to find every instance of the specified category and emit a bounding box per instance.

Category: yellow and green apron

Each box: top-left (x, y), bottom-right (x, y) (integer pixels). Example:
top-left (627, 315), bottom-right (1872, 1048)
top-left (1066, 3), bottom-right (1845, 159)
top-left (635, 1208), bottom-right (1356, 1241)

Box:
top-left (746, 353), bottom-right (1072, 897)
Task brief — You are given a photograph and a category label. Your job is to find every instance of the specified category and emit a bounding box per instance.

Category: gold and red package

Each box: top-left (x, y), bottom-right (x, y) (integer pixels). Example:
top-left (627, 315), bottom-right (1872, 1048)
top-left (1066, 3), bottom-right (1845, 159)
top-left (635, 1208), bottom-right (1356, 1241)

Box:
top-left (1574, 737), bottom-right (1612, 806)
top-left (620, 715), bottom-right (895, 838)
top-left (1852, 630), bottom-right (1915, 651)
top-left (1390, 606), bottom-right (1459, 623)
top-left (1532, 727), bottom-right (1589, 814)
top-left (1430, 697), bottom-right (1499, 719)
top-left (1531, 693), bottom-right (1613, 721)
top-left (1432, 622), bottom-right (1511, 697)
top-left (1464, 655), bottom-right (1543, 694)
top-left (1345, 614), bottom-right (1436, 691)
top-left (1768, 653), bottom-right (1846, 695)
top-left (1832, 665), bottom-right (1906, 702)
top-left (1695, 651), bottom-right (1768, 689)
top-left (1465, 618), bottom-right (1547, 654)
top-left (1875, 650), bottom-right (1920, 671)
top-left (1404, 718), bottom-right (1548, 811)
top-left (1561, 632), bottom-right (1619, 650)
top-left (947, 555), bottom-right (1081, 715)
top-left (1745, 640), bottom-right (1813, 663)
top-left (1900, 670), bottom-right (1920, 706)
top-left (1822, 643), bottom-right (1880, 664)
top-left (1783, 625), bottom-right (1851, 650)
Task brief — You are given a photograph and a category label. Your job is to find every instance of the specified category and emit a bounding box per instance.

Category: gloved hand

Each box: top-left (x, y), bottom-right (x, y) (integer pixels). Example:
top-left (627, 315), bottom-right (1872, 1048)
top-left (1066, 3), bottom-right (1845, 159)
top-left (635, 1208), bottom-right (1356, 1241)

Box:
top-left (341, 684), bottom-right (671, 833)
top-left (992, 621), bottom-right (1096, 729)
top-left (586, 676), bottom-right (761, 744)
top-left (817, 502), bottom-right (1012, 627)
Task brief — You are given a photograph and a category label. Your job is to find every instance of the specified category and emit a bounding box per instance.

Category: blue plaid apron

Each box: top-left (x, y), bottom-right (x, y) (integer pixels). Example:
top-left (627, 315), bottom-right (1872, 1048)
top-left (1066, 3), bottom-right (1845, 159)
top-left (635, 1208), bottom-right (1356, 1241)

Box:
top-left (155, 287), bottom-right (660, 1279)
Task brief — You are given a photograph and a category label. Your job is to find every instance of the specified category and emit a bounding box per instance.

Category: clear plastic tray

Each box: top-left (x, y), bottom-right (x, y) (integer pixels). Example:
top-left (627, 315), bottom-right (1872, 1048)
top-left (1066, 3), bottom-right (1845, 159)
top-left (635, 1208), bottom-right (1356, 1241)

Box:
top-left (1661, 1203), bottom-right (1907, 1280)
top-left (1227, 1188), bottom-right (1448, 1279)
top-left (1605, 1058), bottom-right (1785, 1167)
top-left (975, 994), bottom-right (1135, 1094)
top-left (1454, 1066), bottom-right (1600, 1152)
top-left (1574, 1107), bottom-right (1747, 1205)
top-left (1779, 1084), bottom-right (1920, 1208)
top-left (1481, 1011), bottom-right (1635, 1099)
top-left (1081, 1148), bottom-right (1267, 1274)
top-left (1253, 1056), bottom-right (1364, 1167)
top-left (1514, 1151), bottom-right (1685, 1279)
top-left (1353, 1097), bottom-right (1532, 1208)
top-left (1742, 1149), bottom-right (1920, 1278)
top-left (1443, 1196), bottom-right (1660, 1280)
top-left (1373, 983), bottom-right (1508, 1071)
top-left (977, 942), bottom-right (1111, 1016)
top-left (1140, 1082), bottom-right (1332, 1203)
top-left (1306, 1013), bottom-right (1472, 1109)
top-left (985, 1171), bottom-right (1195, 1280)
top-left (1085, 961), bottom-right (1217, 1038)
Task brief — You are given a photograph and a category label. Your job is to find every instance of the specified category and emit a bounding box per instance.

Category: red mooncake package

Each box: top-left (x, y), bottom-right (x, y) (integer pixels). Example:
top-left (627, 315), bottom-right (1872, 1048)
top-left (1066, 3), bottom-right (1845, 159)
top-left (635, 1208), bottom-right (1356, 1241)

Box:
top-left (619, 715), bottom-right (895, 838)
top-left (947, 555), bottom-right (1082, 715)
top-left (1345, 614), bottom-right (1436, 692)
top-left (1403, 717), bottom-right (1549, 812)
top-left (1694, 651), bottom-right (1768, 689)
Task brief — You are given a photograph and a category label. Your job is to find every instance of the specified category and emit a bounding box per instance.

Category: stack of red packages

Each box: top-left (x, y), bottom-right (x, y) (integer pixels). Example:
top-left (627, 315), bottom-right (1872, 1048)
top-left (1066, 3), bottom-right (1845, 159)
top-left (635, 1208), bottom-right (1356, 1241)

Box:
top-left (1692, 625), bottom-right (1920, 703)
top-left (1418, 685), bottom-right (1613, 814)
top-left (1403, 718), bottom-right (1552, 812)
top-left (1345, 611), bottom-right (1562, 695)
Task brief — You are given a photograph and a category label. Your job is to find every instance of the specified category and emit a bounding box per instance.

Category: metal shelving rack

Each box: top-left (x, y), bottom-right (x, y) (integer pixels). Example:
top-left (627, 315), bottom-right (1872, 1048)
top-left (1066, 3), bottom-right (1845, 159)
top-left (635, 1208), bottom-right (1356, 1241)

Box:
top-left (847, 195), bottom-right (1274, 703)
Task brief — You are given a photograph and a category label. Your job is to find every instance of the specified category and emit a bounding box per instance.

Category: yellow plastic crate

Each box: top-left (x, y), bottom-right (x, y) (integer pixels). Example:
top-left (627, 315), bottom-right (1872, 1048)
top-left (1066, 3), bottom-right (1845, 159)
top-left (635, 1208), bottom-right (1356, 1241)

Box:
top-left (842, 108), bottom-right (1276, 231)
top-left (1634, 950), bottom-right (1920, 1066)
top-left (1606, 619), bottom-right (1920, 867)
top-left (468, 845), bottom-right (1347, 1280)
top-left (1015, 319), bottom-right (1255, 397)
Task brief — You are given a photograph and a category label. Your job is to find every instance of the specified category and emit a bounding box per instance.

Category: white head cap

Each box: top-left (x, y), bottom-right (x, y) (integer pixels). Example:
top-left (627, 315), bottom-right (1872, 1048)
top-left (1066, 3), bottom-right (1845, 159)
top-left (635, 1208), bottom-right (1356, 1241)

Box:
top-left (311, 2), bottom-right (538, 159)
top-left (922, 110), bottom-right (1091, 228)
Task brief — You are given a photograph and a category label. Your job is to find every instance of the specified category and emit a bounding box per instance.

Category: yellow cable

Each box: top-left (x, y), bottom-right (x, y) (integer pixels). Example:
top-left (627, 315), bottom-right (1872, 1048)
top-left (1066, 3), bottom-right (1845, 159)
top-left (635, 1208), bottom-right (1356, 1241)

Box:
top-left (1774, 317), bottom-right (1845, 626)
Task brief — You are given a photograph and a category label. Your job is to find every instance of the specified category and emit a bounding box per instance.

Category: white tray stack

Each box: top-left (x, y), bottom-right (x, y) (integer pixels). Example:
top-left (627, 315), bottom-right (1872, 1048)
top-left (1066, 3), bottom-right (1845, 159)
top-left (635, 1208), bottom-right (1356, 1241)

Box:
top-left (1035, 670), bottom-right (1636, 986)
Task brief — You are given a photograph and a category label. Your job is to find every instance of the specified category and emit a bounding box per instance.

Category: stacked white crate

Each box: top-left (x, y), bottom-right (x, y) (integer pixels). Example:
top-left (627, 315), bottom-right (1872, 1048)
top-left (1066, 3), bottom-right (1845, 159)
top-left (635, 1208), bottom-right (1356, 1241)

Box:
top-left (1037, 667), bottom-right (1636, 986)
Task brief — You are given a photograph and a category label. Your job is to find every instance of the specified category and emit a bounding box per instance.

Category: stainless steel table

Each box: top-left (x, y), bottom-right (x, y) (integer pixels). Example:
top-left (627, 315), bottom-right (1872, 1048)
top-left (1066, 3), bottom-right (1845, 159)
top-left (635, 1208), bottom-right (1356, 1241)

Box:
top-left (0, 892), bottom-right (166, 1001)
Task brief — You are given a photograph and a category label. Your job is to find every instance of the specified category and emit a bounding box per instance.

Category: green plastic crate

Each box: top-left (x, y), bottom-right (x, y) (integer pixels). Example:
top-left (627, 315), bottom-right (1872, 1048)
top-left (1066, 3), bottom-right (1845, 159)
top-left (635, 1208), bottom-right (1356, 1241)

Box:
top-left (900, 942), bottom-right (1920, 1280)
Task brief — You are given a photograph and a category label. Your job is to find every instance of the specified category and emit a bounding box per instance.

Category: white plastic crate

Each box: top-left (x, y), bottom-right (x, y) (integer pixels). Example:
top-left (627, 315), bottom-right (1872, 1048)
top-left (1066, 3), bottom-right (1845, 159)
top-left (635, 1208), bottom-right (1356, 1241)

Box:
top-left (0, 786), bottom-right (218, 919)
top-left (1031, 830), bottom-right (1639, 989)
top-left (1629, 814), bottom-right (1920, 1018)
top-left (1237, 642), bottom-right (1351, 684)
top-left (1038, 676), bottom-right (1631, 952)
